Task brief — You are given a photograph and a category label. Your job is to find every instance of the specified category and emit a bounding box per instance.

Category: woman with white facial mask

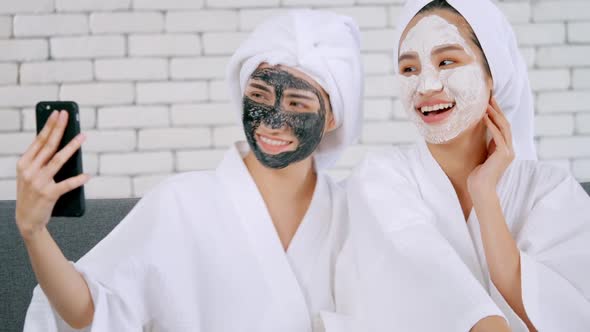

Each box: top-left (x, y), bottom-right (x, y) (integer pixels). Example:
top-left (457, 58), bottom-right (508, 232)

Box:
top-left (335, 0), bottom-right (590, 331)
top-left (20, 10), bottom-right (363, 331)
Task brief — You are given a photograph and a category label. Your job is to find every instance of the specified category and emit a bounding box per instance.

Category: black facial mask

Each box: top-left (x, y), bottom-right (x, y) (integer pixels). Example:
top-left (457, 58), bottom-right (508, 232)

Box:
top-left (242, 67), bottom-right (327, 169)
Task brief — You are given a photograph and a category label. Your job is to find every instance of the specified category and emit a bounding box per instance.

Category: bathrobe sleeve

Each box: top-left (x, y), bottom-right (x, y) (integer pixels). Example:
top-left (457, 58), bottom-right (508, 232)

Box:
top-left (23, 180), bottom-right (180, 332)
top-left (343, 151), bottom-right (505, 332)
top-left (514, 166), bottom-right (590, 331)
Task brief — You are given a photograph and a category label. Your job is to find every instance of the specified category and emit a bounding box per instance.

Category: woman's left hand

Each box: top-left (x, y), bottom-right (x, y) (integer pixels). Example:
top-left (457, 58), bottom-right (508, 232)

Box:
top-left (467, 97), bottom-right (515, 199)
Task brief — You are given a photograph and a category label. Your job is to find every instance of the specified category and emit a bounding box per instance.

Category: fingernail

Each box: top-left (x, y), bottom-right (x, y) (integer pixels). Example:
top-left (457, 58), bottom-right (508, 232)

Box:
top-left (77, 133), bottom-right (86, 142)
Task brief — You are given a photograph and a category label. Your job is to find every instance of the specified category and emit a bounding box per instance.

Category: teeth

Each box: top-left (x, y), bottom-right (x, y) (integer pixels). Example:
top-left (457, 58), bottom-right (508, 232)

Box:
top-left (259, 135), bottom-right (290, 146)
top-left (420, 103), bottom-right (454, 114)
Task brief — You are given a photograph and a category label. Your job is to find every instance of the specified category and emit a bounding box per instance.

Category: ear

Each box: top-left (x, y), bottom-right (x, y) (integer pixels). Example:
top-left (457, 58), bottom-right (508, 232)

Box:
top-left (324, 109), bottom-right (337, 133)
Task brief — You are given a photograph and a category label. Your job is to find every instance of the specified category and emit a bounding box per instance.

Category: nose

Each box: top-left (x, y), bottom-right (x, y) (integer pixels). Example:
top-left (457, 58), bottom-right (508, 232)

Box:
top-left (259, 123), bottom-right (288, 132)
top-left (417, 67), bottom-right (443, 96)
top-left (261, 112), bottom-right (289, 131)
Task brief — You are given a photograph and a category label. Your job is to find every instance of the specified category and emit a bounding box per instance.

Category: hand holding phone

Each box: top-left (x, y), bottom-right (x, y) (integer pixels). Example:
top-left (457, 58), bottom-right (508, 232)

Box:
top-left (15, 102), bottom-right (89, 238)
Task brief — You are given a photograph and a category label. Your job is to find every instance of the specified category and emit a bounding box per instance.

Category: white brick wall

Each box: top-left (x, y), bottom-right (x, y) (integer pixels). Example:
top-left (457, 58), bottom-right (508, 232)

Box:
top-left (84, 176), bottom-right (132, 198)
top-left (330, 7), bottom-right (387, 28)
top-left (513, 23), bottom-right (565, 46)
top-left (0, 63), bottom-right (18, 85)
top-left (573, 69), bottom-right (590, 89)
top-left (0, 0), bottom-right (54, 14)
top-left (51, 36), bottom-right (125, 59)
top-left (568, 23), bottom-right (590, 44)
top-left (537, 46), bottom-right (590, 67)
top-left (60, 83), bottom-right (134, 106)
top-left (56, 0), bottom-right (130, 12)
top-left (20, 61), bottom-right (93, 83)
top-left (573, 159), bottom-right (590, 181)
top-left (100, 152), bottom-right (174, 175)
top-left (136, 82), bottom-right (207, 104)
top-left (166, 11), bottom-right (238, 32)
top-left (138, 128), bottom-right (211, 150)
top-left (98, 106), bottom-right (169, 128)
top-left (533, 2), bottom-right (590, 22)
top-left (528, 69), bottom-right (570, 91)
top-left (0, 0), bottom-right (589, 199)
top-left (90, 12), bottom-right (164, 34)
top-left (134, 0), bottom-right (204, 10)
top-left (0, 156), bottom-right (18, 178)
top-left (132, 174), bottom-right (170, 196)
top-left (0, 85), bottom-right (58, 107)
top-left (535, 115), bottom-right (574, 137)
top-left (177, 149), bottom-right (226, 171)
top-left (496, 2), bottom-right (530, 24)
top-left (0, 16), bottom-right (12, 38)
top-left (202, 32), bottom-right (248, 55)
top-left (577, 114), bottom-right (590, 134)
top-left (83, 130), bottom-right (136, 152)
top-left (171, 103), bottom-right (235, 125)
top-left (129, 34), bottom-right (201, 56)
top-left (537, 92), bottom-right (590, 113)
top-left (0, 109), bottom-right (20, 131)
top-left (0, 39), bottom-right (48, 61)
top-left (14, 14), bottom-right (88, 37)
top-left (95, 58), bottom-right (168, 81)
top-left (170, 57), bottom-right (229, 79)
top-left (239, 9), bottom-right (289, 30)
top-left (206, 0), bottom-right (279, 8)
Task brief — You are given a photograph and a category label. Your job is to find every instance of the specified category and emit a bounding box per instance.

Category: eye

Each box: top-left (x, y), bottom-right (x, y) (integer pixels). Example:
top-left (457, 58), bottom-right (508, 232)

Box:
top-left (250, 92), bottom-right (265, 99)
top-left (403, 66), bottom-right (417, 73)
top-left (440, 59), bottom-right (455, 67)
top-left (290, 101), bottom-right (307, 109)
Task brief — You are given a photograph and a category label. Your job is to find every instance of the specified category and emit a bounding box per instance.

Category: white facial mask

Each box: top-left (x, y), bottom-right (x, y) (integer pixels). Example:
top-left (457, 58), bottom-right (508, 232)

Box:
top-left (398, 15), bottom-right (489, 144)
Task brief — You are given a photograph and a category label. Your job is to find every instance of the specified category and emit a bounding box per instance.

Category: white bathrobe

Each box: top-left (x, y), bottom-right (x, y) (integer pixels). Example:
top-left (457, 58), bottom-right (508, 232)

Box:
top-left (24, 142), bottom-right (348, 332)
top-left (340, 140), bottom-right (590, 331)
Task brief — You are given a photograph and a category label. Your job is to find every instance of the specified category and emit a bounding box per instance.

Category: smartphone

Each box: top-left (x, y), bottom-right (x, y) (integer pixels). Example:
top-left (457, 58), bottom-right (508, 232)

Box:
top-left (35, 101), bottom-right (86, 217)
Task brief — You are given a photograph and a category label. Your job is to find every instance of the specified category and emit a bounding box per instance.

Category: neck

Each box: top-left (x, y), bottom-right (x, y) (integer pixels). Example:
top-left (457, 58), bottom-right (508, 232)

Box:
top-left (427, 120), bottom-right (488, 184)
top-left (243, 151), bottom-right (317, 202)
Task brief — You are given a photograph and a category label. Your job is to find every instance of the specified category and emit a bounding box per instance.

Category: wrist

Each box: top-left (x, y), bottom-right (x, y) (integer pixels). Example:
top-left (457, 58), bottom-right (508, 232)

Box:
top-left (17, 222), bottom-right (48, 243)
top-left (470, 187), bottom-right (499, 206)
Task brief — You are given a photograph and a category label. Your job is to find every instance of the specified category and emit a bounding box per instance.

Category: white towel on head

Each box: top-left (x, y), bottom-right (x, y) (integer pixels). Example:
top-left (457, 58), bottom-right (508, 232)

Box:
top-left (226, 9), bottom-right (363, 170)
top-left (392, 0), bottom-right (537, 160)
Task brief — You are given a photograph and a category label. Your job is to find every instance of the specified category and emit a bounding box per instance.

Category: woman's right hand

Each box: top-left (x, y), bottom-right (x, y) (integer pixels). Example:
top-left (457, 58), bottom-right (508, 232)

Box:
top-left (15, 110), bottom-right (89, 240)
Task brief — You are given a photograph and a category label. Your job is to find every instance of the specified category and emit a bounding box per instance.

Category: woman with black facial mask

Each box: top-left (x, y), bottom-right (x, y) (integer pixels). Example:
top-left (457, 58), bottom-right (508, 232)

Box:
top-left (19, 10), bottom-right (363, 332)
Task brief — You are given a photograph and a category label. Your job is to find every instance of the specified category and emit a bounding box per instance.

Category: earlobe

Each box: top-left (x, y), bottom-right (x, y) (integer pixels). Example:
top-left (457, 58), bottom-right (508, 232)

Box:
top-left (325, 113), bottom-right (337, 133)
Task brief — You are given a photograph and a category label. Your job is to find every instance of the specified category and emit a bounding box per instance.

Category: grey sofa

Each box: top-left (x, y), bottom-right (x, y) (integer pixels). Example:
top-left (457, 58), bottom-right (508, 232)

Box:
top-left (2, 183), bottom-right (590, 332)
top-left (1, 199), bottom-right (139, 331)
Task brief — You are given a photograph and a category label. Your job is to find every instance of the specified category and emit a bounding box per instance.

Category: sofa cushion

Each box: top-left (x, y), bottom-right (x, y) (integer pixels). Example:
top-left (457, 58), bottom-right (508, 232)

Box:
top-left (0, 199), bottom-right (139, 332)
top-left (2, 182), bottom-right (590, 331)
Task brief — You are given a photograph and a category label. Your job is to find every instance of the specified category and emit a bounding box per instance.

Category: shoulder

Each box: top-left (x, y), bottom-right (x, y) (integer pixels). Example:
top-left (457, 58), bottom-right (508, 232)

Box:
top-left (139, 171), bottom-right (219, 204)
top-left (350, 144), bottom-right (420, 186)
top-left (506, 160), bottom-right (576, 201)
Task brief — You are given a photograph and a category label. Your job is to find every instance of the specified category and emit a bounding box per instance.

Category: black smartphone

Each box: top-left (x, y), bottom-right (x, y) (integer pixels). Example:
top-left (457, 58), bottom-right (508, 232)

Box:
top-left (35, 101), bottom-right (86, 217)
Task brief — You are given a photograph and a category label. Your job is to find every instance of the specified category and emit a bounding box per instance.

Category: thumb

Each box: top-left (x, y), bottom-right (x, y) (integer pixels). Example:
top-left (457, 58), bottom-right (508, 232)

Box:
top-left (487, 139), bottom-right (497, 157)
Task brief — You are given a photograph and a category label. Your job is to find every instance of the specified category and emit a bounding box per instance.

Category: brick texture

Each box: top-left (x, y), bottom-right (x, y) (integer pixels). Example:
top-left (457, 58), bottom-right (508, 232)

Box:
top-left (0, 0), bottom-right (588, 198)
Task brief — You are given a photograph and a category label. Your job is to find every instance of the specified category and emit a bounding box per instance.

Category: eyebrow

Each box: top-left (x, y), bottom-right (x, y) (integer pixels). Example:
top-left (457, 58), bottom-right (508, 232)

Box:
top-left (284, 92), bottom-right (316, 101)
top-left (398, 52), bottom-right (418, 63)
top-left (249, 82), bottom-right (272, 92)
top-left (432, 44), bottom-right (465, 55)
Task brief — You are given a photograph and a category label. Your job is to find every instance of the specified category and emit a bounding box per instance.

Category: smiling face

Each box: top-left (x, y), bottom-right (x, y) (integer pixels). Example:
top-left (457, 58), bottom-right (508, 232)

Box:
top-left (397, 9), bottom-right (492, 144)
top-left (242, 63), bottom-right (334, 169)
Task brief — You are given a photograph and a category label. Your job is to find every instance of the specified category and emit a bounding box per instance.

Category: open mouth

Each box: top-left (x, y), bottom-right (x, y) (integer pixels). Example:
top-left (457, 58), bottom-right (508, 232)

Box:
top-left (256, 133), bottom-right (295, 155)
top-left (416, 102), bottom-right (455, 123)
